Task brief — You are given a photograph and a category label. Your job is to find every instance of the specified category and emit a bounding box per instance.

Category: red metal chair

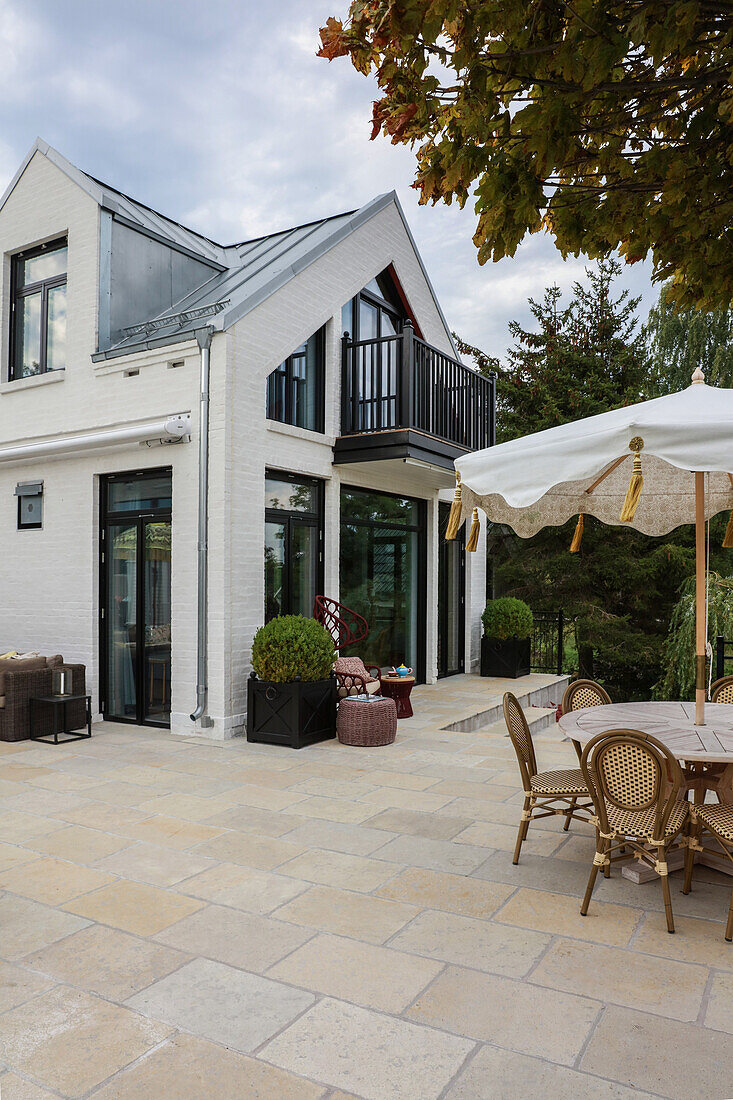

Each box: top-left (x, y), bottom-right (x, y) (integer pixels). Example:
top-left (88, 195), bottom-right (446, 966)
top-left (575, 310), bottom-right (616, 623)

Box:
top-left (313, 596), bottom-right (369, 652)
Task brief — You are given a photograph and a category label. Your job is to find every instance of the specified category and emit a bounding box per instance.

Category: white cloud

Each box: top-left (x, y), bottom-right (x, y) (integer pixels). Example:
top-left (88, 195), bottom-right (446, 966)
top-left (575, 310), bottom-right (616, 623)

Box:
top-left (0, 0), bottom-right (657, 358)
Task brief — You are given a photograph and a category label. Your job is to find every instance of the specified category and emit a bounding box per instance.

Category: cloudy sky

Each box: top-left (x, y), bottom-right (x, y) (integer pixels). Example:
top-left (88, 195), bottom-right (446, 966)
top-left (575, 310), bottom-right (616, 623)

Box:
top-left (0, 0), bottom-right (657, 358)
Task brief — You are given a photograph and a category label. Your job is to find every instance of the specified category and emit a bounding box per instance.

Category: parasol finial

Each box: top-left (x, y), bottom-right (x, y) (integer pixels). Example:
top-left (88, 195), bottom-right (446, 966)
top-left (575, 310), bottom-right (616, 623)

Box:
top-left (691, 367), bottom-right (705, 385)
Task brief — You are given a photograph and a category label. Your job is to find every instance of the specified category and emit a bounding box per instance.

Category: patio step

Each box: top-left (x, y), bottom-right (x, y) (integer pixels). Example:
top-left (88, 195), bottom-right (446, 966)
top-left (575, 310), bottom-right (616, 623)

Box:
top-left (442, 674), bottom-right (569, 734)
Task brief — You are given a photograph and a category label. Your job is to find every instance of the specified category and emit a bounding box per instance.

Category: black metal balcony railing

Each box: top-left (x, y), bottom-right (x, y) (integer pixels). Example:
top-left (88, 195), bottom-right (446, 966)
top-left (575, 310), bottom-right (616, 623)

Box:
top-left (341, 321), bottom-right (495, 451)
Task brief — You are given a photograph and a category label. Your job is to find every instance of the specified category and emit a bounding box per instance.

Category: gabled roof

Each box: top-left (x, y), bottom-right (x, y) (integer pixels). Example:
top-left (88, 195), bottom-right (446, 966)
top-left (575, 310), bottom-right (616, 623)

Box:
top-left (0, 138), bottom-right (227, 266)
top-left (3, 139), bottom-right (458, 360)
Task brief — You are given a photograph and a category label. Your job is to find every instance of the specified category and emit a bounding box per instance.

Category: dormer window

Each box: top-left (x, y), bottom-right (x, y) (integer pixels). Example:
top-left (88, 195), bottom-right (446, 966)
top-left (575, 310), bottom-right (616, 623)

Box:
top-left (10, 238), bottom-right (67, 379)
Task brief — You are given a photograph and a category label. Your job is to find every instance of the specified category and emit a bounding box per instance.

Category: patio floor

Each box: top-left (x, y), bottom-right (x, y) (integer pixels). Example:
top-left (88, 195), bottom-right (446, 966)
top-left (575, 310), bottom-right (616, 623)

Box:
top-left (0, 677), bottom-right (732, 1099)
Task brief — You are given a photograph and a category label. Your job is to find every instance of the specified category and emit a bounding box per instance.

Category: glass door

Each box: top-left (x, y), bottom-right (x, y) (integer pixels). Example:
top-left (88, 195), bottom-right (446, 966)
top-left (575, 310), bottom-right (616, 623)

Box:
top-left (143, 521), bottom-right (172, 724)
top-left (438, 501), bottom-right (465, 678)
top-left (339, 487), bottom-right (426, 680)
top-left (106, 523), bottom-right (138, 720)
top-left (264, 472), bottom-right (324, 623)
top-left (101, 470), bottom-right (172, 728)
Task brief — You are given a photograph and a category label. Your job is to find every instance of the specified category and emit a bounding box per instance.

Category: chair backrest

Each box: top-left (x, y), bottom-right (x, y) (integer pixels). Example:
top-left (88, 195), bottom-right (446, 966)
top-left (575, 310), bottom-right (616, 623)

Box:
top-left (711, 676), bottom-right (733, 704)
top-left (313, 596), bottom-right (369, 651)
top-left (580, 729), bottom-right (683, 840)
top-left (562, 678), bottom-right (611, 713)
top-left (503, 692), bottom-right (538, 790)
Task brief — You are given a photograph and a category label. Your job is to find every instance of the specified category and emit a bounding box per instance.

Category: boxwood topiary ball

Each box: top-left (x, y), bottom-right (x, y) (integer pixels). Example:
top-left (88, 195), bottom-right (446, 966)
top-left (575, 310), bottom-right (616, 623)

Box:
top-left (251, 615), bottom-right (335, 683)
top-left (482, 597), bottom-right (533, 641)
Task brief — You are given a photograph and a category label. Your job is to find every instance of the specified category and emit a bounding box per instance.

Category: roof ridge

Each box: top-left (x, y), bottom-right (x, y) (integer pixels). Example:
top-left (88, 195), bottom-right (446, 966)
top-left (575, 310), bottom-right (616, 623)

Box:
top-left (233, 207), bottom-right (358, 248)
top-left (87, 172), bottom-right (227, 250)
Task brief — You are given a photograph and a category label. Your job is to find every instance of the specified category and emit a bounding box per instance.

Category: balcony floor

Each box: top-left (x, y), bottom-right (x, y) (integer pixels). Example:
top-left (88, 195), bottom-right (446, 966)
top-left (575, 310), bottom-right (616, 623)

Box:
top-left (0, 677), bottom-right (731, 1099)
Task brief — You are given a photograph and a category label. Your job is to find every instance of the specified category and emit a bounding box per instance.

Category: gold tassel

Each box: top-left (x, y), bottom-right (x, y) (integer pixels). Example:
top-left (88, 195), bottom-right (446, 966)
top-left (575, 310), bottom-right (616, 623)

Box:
top-left (723, 511), bottom-right (733, 548)
top-left (569, 513), bottom-right (583, 552)
top-left (445, 472), bottom-right (463, 540)
top-left (619, 437), bottom-right (644, 522)
top-left (465, 508), bottom-right (480, 552)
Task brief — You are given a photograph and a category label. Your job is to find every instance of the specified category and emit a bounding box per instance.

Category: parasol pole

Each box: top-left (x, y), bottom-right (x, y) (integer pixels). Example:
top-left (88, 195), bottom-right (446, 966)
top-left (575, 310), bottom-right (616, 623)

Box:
top-left (694, 472), bottom-right (706, 724)
top-left (691, 366), bottom-right (706, 725)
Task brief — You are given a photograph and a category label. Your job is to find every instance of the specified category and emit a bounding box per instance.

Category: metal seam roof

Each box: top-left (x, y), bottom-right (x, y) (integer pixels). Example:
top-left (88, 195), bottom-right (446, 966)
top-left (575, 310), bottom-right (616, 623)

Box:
top-left (6, 139), bottom-right (457, 360)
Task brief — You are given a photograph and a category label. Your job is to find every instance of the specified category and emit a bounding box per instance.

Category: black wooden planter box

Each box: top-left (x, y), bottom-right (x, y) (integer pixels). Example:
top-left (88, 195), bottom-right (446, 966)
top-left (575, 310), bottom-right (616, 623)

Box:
top-left (247, 675), bottom-right (336, 748)
top-left (480, 635), bottom-right (531, 679)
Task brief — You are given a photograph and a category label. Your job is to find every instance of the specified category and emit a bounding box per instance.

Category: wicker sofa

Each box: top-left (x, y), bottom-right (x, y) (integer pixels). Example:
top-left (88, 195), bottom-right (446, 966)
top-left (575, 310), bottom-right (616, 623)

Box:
top-left (0, 655), bottom-right (86, 742)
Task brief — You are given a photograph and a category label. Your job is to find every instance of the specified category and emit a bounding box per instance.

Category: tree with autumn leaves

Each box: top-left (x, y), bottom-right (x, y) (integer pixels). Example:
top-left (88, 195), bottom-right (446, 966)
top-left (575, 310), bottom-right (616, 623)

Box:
top-left (319, 2), bottom-right (733, 311)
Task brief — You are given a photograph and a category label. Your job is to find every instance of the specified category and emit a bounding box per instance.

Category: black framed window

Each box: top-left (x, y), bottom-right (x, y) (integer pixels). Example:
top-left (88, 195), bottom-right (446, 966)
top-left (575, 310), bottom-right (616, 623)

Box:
top-left (265, 471), bottom-right (324, 622)
top-left (340, 268), bottom-right (405, 342)
top-left (11, 238), bottom-right (67, 379)
top-left (266, 326), bottom-right (325, 433)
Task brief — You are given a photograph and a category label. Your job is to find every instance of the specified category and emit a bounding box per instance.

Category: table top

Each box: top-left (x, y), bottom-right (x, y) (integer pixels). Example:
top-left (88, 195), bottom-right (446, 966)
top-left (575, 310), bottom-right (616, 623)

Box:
top-left (32, 694), bottom-right (90, 704)
top-left (558, 701), bottom-right (733, 764)
top-left (380, 675), bottom-right (415, 685)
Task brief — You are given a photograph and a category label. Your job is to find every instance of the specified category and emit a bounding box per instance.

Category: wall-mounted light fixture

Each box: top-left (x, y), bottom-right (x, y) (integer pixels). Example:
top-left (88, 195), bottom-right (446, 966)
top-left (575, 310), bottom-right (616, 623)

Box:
top-left (15, 481), bottom-right (43, 529)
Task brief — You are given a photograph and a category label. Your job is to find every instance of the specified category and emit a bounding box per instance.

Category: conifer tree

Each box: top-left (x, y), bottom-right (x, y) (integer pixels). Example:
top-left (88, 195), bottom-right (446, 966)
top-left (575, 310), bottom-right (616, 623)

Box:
top-left (456, 260), bottom-right (725, 699)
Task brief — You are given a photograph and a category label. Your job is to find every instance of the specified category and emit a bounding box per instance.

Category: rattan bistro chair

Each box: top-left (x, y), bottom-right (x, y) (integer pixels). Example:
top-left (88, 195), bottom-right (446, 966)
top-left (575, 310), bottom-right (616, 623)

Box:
top-left (580, 730), bottom-right (689, 933)
top-left (503, 692), bottom-right (593, 865)
top-left (683, 804), bottom-right (733, 940)
top-left (711, 676), bottom-right (733, 704)
top-left (561, 679), bottom-right (612, 763)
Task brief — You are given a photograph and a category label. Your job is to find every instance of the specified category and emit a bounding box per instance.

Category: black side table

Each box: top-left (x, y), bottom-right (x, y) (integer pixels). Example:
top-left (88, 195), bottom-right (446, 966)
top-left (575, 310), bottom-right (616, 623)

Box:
top-left (30, 694), bottom-right (92, 745)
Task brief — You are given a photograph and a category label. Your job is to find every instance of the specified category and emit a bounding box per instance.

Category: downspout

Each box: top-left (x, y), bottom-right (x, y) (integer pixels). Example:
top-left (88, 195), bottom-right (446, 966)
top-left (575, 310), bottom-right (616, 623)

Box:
top-left (191, 327), bottom-right (214, 726)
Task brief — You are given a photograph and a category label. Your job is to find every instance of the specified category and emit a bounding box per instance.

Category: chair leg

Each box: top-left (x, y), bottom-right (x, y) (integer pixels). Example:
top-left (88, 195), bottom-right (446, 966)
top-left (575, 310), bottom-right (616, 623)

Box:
top-left (726, 886), bottom-right (733, 942)
top-left (581, 841), bottom-right (606, 916)
top-left (513, 797), bottom-right (531, 865)
top-left (563, 796), bottom-right (577, 832)
top-left (658, 844), bottom-right (675, 934)
top-left (682, 830), bottom-right (695, 896)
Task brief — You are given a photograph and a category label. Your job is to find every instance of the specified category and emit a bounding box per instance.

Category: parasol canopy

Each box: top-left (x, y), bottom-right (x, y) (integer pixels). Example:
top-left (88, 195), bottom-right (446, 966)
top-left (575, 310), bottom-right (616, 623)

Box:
top-left (453, 371), bottom-right (733, 725)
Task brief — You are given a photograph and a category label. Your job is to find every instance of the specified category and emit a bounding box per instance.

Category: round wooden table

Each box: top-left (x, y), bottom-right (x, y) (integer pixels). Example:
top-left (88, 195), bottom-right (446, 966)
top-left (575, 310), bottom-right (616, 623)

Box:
top-left (558, 700), bottom-right (733, 880)
top-left (379, 675), bottom-right (415, 719)
top-left (557, 700), bottom-right (733, 766)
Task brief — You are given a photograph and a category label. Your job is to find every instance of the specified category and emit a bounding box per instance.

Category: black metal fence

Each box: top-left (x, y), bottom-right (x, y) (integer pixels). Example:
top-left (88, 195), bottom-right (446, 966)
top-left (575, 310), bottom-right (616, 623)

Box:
top-left (531, 610), bottom-right (564, 676)
top-left (716, 635), bottom-right (733, 680)
top-left (341, 321), bottom-right (495, 451)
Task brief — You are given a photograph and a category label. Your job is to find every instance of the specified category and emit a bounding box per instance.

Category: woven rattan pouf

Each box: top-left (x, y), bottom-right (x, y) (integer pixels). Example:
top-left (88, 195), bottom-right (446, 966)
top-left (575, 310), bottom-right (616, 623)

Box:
top-left (337, 696), bottom-right (397, 747)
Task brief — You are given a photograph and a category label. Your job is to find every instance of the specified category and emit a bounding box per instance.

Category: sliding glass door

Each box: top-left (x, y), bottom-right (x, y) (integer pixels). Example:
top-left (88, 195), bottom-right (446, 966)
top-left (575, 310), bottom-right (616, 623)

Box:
top-left (101, 470), bottom-right (172, 727)
top-left (339, 487), bottom-right (426, 679)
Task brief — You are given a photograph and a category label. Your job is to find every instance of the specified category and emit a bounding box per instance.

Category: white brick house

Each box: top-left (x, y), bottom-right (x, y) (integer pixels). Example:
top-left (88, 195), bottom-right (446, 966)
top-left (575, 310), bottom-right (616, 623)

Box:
top-left (0, 140), bottom-right (493, 739)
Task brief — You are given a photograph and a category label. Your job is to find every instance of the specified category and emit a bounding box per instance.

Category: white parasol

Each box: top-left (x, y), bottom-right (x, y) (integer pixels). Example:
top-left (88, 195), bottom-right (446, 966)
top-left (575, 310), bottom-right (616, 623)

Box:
top-left (451, 370), bottom-right (733, 724)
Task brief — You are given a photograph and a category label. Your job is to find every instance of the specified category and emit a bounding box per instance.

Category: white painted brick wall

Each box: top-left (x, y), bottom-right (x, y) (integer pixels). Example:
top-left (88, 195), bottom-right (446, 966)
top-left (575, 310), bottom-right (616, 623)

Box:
top-left (0, 152), bottom-right (201, 735)
top-left (221, 201), bottom-right (477, 734)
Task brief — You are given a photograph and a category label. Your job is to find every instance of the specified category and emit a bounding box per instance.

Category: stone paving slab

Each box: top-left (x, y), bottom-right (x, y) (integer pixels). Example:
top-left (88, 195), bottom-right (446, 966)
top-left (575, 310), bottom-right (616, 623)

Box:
top-left (0, 674), bottom-right (730, 1099)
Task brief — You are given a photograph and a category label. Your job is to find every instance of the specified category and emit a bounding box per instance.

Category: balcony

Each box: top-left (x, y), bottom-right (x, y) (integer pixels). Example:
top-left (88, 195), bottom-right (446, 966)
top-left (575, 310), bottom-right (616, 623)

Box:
top-left (334, 321), bottom-right (495, 471)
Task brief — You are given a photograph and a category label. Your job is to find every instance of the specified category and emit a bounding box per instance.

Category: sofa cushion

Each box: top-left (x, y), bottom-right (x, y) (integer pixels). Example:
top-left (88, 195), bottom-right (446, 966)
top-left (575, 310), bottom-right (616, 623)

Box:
top-left (0, 651), bottom-right (17, 659)
top-left (338, 679), bottom-right (381, 699)
top-left (46, 655), bottom-right (64, 669)
top-left (0, 656), bottom-right (46, 694)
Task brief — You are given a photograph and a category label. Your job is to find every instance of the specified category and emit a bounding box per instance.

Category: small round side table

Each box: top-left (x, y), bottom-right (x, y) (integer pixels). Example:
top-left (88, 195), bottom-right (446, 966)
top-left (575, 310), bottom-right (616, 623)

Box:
top-left (379, 675), bottom-right (415, 719)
